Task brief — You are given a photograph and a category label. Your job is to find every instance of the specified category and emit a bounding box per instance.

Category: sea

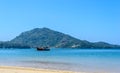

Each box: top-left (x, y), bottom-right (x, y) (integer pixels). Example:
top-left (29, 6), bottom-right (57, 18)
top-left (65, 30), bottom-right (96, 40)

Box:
top-left (0, 48), bottom-right (120, 73)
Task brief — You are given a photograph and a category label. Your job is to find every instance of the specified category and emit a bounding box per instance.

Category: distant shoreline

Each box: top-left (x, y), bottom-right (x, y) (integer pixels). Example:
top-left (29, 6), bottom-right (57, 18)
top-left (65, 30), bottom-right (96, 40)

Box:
top-left (0, 28), bottom-right (120, 49)
top-left (0, 47), bottom-right (120, 50)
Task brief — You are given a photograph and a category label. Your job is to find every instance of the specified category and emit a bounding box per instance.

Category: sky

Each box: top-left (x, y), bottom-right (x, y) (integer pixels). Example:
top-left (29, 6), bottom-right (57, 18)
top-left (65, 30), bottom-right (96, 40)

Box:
top-left (0, 0), bottom-right (120, 45)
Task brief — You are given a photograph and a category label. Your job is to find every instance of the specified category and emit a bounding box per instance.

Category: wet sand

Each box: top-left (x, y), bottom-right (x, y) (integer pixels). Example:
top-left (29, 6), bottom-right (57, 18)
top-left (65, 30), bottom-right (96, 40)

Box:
top-left (0, 66), bottom-right (81, 73)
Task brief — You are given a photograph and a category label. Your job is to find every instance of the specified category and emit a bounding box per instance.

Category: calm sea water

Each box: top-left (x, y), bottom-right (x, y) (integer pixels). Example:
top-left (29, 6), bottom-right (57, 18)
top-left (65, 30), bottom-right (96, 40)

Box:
top-left (0, 48), bottom-right (120, 73)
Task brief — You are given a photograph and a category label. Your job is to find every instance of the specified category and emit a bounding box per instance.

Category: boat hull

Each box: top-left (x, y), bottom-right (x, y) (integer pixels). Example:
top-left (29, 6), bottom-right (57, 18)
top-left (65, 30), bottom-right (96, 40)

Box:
top-left (37, 47), bottom-right (50, 51)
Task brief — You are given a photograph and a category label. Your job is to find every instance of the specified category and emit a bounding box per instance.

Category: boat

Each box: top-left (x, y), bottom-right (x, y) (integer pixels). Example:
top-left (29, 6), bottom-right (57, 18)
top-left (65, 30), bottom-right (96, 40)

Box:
top-left (36, 47), bottom-right (50, 51)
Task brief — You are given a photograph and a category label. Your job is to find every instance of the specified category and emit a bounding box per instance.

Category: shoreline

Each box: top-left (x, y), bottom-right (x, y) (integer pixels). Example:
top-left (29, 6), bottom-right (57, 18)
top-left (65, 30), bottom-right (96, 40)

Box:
top-left (0, 66), bottom-right (82, 73)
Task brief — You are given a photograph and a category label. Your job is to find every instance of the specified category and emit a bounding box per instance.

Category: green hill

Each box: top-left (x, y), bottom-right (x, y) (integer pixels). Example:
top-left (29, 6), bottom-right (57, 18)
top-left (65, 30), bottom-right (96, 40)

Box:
top-left (0, 28), bottom-right (120, 48)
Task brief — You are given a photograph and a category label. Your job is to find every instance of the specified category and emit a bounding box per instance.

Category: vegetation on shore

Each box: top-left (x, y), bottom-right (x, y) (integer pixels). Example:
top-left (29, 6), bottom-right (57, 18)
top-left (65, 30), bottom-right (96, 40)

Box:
top-left (0, 28), bottom-right (120, 49)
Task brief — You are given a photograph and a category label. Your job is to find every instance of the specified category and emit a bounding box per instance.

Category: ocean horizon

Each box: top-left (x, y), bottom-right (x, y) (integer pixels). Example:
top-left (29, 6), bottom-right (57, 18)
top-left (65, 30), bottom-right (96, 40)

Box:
top-left (0, 48), bottom-right (119, 73)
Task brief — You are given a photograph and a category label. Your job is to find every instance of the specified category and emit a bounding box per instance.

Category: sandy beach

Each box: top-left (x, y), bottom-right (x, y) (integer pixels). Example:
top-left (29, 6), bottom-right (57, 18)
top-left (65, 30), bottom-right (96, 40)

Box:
top-left (0, 66), bottom-right (80, 73)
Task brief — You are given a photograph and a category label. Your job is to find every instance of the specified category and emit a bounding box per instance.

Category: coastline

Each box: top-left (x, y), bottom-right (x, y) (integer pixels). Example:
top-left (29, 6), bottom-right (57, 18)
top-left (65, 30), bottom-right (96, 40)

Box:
top-left (0, 66), bottom-right (81, 73)
top-left (0, 49), bottom-right (119, 73)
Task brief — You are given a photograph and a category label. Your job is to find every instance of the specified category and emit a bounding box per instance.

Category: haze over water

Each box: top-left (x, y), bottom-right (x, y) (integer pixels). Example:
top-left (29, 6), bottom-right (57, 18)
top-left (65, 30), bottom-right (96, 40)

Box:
top-left (0, 48), bottom-right (120, 73)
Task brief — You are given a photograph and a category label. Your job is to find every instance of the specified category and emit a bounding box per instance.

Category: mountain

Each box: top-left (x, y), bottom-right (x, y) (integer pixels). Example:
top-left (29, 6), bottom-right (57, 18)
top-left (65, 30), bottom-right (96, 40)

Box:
top-left (11, 28), bottom-right (85, 48)
top-left (0, 28), bottom-right (120, 48)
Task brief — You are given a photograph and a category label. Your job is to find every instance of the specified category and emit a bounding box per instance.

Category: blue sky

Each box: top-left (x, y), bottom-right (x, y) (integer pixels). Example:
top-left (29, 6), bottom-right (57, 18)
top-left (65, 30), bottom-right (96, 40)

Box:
top-left (0, 0), bottom-right (120, 45)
